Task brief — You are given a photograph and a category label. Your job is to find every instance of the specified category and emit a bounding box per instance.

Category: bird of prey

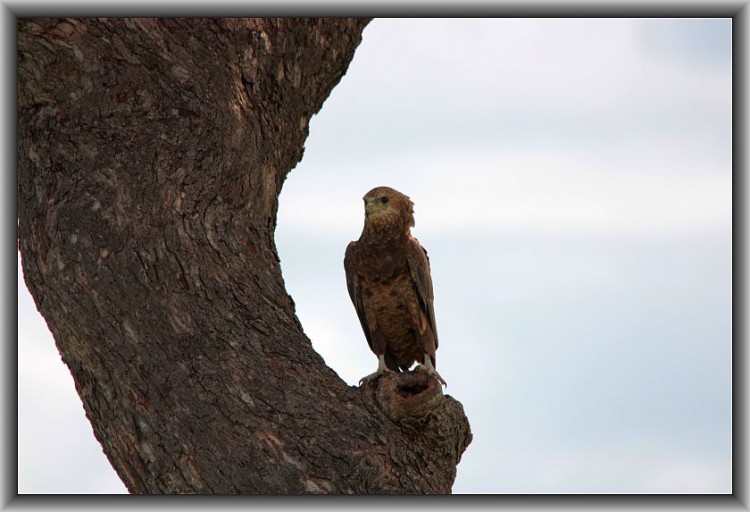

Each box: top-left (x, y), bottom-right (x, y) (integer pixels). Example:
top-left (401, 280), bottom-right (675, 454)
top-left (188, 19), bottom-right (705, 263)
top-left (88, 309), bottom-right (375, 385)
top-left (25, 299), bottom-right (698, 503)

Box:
top-left (344, 186), bottom-right (446, 386)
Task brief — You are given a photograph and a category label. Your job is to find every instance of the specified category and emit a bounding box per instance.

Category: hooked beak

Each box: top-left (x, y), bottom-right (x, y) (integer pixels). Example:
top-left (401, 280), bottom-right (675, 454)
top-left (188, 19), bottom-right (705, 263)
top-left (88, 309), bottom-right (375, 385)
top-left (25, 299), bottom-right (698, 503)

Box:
top-left (364, 198), bottom-right (375, 217)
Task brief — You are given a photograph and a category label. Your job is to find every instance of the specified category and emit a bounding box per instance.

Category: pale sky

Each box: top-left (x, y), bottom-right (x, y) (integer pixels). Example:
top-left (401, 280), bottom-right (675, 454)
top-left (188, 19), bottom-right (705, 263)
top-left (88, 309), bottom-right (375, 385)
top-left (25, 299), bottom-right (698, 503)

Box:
top-left (18, 18), bottom-right (732, 494)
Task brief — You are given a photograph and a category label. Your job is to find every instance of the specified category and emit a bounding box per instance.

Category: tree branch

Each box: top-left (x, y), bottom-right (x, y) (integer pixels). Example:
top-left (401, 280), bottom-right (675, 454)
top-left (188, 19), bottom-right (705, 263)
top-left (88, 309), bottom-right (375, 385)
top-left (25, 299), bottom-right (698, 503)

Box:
top-left (18, 17), bottom-right (471, 494)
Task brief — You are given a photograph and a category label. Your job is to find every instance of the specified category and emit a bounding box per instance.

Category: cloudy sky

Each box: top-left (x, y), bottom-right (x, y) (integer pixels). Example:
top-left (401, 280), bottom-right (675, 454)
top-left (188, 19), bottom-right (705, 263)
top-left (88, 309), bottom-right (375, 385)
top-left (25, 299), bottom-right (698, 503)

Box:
top-left (18, 18), bottom-right (732, 494)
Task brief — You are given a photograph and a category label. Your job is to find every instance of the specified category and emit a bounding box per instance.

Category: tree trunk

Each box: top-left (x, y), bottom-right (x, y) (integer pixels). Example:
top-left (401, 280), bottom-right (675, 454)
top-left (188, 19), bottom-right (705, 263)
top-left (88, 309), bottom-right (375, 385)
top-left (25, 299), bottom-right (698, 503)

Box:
top-left (17, 18), bottom-right (472, 494)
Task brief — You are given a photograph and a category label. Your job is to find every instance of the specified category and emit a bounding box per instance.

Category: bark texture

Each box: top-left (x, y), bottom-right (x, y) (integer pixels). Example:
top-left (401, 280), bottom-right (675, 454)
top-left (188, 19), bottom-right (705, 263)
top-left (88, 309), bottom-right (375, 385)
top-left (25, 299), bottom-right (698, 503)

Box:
top-left (17, 18), bottom-right (472, 494)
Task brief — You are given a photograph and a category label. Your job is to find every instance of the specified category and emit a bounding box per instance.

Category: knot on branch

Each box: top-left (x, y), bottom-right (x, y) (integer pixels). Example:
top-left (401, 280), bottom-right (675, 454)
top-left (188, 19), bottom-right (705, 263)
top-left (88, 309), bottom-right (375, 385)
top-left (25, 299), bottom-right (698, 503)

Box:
top-left (358, 368), bottom-right (473, 491)
top-left (368, 368), bottom-right (444, 422)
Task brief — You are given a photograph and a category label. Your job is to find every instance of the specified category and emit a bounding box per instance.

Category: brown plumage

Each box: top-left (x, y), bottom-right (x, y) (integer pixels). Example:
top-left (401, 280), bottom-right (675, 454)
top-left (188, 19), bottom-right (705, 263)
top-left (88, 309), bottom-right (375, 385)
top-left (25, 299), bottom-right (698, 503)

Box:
top-left (344, 186), bottom-right (446, 386)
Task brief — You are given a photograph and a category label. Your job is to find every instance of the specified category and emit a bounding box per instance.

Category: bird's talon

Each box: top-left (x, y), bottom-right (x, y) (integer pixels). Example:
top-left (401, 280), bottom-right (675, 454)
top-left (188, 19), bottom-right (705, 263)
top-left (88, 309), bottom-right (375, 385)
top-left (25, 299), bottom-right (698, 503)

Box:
top-left (418, 364), bottom-right (447, 387)
top-left (358, 368), bottom-right (391, 386)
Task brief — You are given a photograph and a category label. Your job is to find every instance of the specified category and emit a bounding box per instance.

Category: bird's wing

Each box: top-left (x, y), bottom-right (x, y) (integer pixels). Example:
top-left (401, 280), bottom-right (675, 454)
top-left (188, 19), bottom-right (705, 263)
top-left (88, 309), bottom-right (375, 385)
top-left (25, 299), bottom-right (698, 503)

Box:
top-left (344, 242), bottom-right (375, 353)
top-left (406, 237), bottom-right (438, 349)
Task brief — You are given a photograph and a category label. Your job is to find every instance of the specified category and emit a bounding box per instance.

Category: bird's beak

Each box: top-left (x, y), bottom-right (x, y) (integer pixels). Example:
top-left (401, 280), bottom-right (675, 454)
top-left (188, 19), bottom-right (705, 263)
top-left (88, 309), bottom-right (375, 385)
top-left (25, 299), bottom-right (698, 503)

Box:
top-left (364, 199), bottom-right (374, 217)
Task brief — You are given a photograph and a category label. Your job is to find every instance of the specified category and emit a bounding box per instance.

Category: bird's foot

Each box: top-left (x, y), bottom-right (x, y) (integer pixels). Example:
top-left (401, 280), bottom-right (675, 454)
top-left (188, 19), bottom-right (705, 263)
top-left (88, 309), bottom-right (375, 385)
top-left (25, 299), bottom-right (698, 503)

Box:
top-left (418, 364), bottom-right (447, 387)
top-left (358, 368), bottom-right (392, 386)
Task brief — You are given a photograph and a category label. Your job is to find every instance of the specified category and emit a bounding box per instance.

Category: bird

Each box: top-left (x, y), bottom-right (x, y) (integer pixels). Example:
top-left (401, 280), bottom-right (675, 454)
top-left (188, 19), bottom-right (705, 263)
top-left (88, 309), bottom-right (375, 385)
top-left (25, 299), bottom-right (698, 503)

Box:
top-left (344, 186), bottom-right (446, 387)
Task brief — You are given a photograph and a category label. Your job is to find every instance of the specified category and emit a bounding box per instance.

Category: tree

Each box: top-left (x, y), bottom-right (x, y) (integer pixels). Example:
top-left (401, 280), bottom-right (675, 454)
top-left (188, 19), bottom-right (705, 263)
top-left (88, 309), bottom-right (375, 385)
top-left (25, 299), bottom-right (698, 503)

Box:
top-left (17, 18), bottom-right (472, 494)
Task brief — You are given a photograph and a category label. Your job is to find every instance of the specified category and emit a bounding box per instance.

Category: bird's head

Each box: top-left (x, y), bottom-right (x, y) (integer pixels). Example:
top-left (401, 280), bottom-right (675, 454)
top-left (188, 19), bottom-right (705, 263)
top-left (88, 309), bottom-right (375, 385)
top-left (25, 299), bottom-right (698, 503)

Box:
top-left (362, 186), bottom-right (415, 229)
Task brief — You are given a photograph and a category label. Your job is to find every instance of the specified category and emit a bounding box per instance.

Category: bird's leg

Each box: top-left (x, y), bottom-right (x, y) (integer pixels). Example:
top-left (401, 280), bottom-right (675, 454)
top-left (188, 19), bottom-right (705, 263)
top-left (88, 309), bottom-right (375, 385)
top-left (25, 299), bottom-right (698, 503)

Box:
top-left (359, 353), bottom-right (391, 385)
top-left (420, 353), bottom-right (447, 387)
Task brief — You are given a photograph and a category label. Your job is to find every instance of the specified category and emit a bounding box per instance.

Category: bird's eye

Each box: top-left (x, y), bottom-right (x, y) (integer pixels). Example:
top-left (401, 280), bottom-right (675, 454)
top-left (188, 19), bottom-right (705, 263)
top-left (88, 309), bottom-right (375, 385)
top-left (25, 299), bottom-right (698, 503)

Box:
top-left (381, 196), bottom-right (389, 204)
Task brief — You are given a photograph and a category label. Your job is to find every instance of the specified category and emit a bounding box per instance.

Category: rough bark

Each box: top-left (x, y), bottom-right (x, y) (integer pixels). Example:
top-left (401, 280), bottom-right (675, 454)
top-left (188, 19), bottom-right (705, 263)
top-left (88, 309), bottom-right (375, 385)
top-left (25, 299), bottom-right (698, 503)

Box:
top-left (17, 18), bottom-right (472, 494)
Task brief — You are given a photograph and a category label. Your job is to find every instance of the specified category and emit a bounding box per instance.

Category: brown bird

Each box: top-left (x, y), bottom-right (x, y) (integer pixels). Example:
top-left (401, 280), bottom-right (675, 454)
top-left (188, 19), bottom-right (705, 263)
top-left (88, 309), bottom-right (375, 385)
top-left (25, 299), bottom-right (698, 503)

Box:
top-left (344, 186), bottom-right (446, 386)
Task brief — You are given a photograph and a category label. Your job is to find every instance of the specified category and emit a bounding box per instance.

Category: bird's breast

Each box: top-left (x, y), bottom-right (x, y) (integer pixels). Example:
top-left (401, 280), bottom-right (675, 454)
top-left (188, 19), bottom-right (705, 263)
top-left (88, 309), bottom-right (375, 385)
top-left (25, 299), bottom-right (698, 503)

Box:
top-left (362, 273), bottom-right (420, 336)
top-left (356, 245), bottom-right (408, 282)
